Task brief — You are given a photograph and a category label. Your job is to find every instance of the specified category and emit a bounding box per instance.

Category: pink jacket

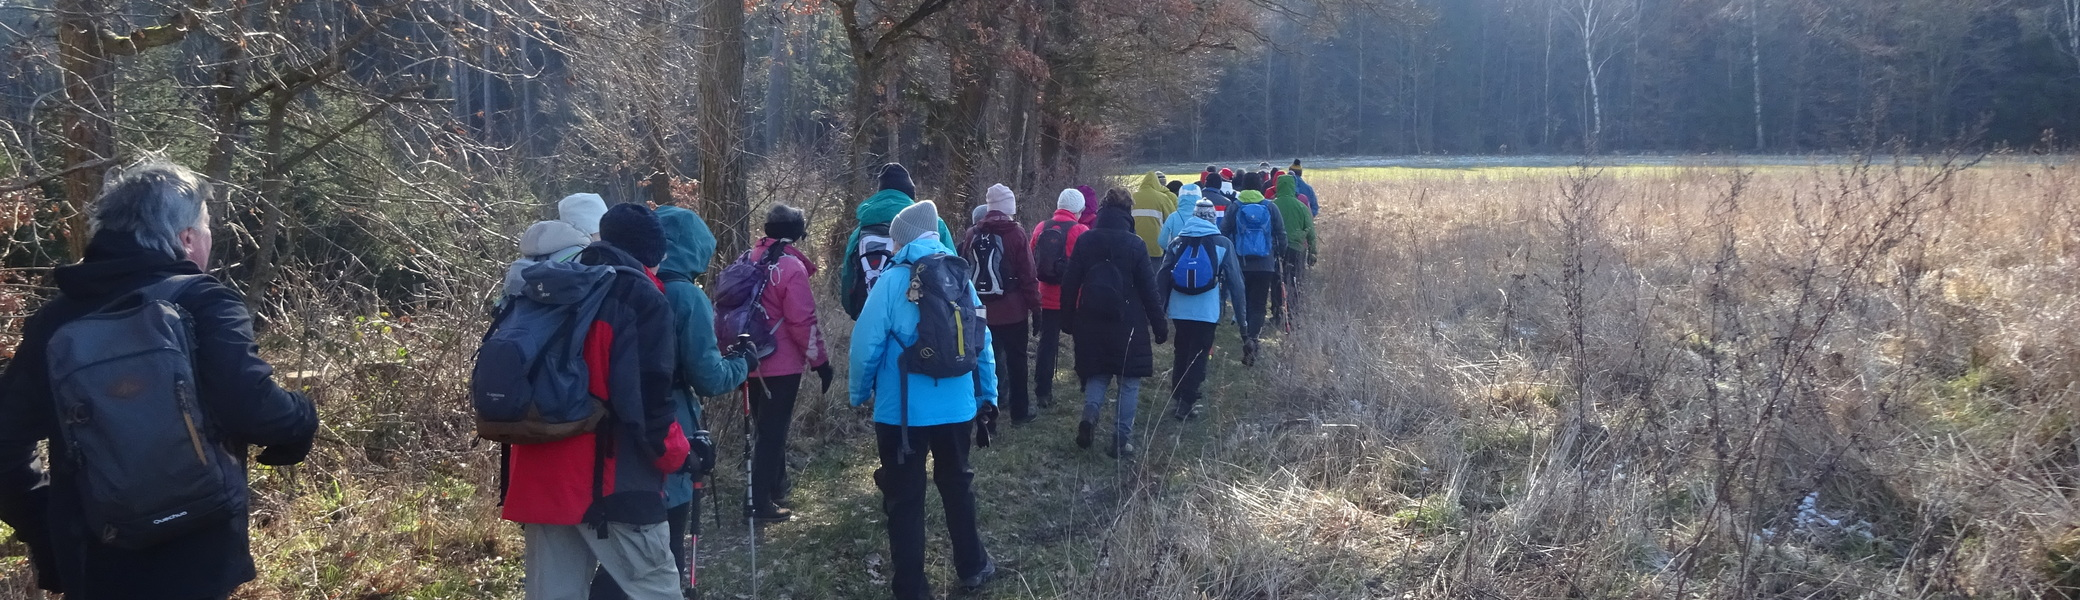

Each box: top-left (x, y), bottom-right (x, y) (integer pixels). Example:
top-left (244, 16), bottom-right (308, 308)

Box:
top-left (746, 238), bottom-right (829, 377)
top-left (1031, 209), bottom-right (1089, 310)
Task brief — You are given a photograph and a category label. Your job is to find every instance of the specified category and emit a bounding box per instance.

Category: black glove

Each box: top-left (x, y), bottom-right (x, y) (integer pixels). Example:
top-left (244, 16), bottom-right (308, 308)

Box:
top-left (1152, 324), bottom-right (1169, 345)
top-left (256, 436), bottom-right (314, 466)
top-left (975, 404), bottom-right (999, 448)
top-left (726, 342), bottom-right (761, 374)
top-left (683, 429), bottom-right (717, 477)
top-left (813, 362), bottom-right (835, 394)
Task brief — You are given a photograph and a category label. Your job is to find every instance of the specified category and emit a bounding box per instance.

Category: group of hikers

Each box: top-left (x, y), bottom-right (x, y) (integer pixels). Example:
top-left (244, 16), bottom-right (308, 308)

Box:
top-left (0, 157), bottom-right (1322, 600)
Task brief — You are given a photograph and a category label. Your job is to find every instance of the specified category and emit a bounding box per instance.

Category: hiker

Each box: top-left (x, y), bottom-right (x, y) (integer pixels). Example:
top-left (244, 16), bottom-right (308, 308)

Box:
top-left (1129, 172), bottom-right (1176, 271)
top-left (848, 200), bottom-right (1000, 600)
top-left (1166, 179), bottom-right (1184, 196)
top-left (1291, 160), bottom-right (1320, 215)
top-left (499, 193), bottom-right (606, 301)
top-left (1075, 185), bottom-right (1099, 227)
top-left (1199, 165), bottom-right (1219, 186)
top-left (1159, 197), bottom-right (1249, 421)
top-left (1157, 183), bottom-right (1207, 250)
top-left (1218, 181), bottom-right (1287, 365)
top-left (589, 204), bottom-right (750, 599)
top-left (1061, 190), bottom-right (1170, 459)
top-left (1204, 171), bottom-right (1239, 227)
top-left (958, 184), bottom-right (1042, 423)
top-left (560, 192), bottom-right (610, 241)
top-left (841, 163), bottom-right (954, 320)
top-left (734, 204), bottom-right (832, 523)
top-left (1271, 174), bottom-right (1319, 328)
top-left (503, 202), bottom-right (695, 600)
top-left (0, 161), bottom-right (319, 599)
top-left (1030, 188), bottom-right (1090, 412)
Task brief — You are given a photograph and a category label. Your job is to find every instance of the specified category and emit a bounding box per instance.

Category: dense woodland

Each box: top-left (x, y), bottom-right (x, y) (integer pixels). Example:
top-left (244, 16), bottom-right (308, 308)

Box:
top-left (0, 0), bottom-right (2077, 308)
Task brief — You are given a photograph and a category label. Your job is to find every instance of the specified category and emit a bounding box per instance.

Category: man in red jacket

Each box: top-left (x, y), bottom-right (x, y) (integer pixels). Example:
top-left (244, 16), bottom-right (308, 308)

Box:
top-left (503, 203), bottom-right (693, 600)
top-left (1029, 188), bottom-right (1091, 412)
top-left (961, 184), bottom-right (1044, 423)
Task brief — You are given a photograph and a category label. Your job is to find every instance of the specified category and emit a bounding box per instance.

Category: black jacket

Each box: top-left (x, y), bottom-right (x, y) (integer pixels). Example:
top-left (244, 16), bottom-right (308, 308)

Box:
top-left (0, 232), bottom-right (318, 599)
top-left (1060, 205), bottom-right (1169, 378)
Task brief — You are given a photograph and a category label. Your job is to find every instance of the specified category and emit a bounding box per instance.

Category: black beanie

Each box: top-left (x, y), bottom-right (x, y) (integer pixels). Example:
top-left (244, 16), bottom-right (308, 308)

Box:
top-left (599, 202), bottom-right (666, 267)
top-left (1166, 180), bottom-right (1183, 195)
top-left (879, 163), bottom-right (916, 199)
top-left (764, 204), bottom-right (806, 240)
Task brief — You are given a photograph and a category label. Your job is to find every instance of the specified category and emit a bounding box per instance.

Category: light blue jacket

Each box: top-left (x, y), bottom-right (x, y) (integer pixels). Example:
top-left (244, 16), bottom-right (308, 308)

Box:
top-left (1156, 183), bottom-right (1205, 251)
top-left (657, 206), bottom-right (749, 508)
top-left (1158, 218), bottom-right (1249, 328)
top-left (848, 236), bottom-right (999, 426)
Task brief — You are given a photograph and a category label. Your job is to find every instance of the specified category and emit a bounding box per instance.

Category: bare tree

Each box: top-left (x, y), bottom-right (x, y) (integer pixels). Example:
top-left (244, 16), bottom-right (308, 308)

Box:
top-left (1563, 0), bottom-right (1636, 152)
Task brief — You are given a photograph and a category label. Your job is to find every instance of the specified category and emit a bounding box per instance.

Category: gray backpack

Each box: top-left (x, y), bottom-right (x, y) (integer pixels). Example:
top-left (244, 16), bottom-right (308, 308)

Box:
top-left (45, 275), bottom-right (238, 549)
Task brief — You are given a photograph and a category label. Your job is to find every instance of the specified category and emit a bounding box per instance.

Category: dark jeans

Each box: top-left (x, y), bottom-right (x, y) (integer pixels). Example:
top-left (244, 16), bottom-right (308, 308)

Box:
top-left (988, 319), bottom-right (1032, 419)
top-left (589, 501), bottom-right (695, 598)
top-left (750, 374), bottom-right (802, 510)
top-left (1170, 319), bottom-right (1217, 411)
top-left (1034, 308), bottom-right (1064, 404)
top-left (875, 421), bottom-right (990, 600)
top-left (1243, 271), bottom-right (1278, 340)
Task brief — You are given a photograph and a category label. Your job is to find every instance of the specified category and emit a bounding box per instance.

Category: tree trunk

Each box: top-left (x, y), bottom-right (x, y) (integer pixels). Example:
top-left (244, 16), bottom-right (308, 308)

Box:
top-left (55, 0), bottom-right (116, 259)
top-left (697, 0), bottom-right (751, 256)
top-left (1751, 0), bottom-right (1764, 151)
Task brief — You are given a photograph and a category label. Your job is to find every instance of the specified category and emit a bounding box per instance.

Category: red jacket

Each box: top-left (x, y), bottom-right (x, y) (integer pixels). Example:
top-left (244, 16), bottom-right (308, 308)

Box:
top-left (1030, 209), bottom-right (1089, 310)
top-left (503, 243), bottom-right (689, 526)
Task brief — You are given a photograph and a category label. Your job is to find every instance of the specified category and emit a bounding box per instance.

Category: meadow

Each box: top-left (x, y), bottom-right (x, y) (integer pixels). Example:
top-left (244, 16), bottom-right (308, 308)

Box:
top-left (4, 157), bottom-right (2076, 599)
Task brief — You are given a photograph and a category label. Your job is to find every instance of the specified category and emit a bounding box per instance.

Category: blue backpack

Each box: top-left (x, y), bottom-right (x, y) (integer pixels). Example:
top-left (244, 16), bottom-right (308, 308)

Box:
top-left (1235, 202), bottom-right (1274, 258)
top-left (471, 260), bottom-right (633, 444)
top-left (45, 275), bottom-right (238, 549)
top-left (1169, 237), bottom-right (1219, 295)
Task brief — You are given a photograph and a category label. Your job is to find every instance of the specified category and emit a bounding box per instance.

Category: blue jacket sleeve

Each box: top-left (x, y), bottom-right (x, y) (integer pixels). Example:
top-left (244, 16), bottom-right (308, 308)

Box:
top-left (1218, 240), bottom-right (1248, 328)
top-left (849, 268), bottom-right (899, 406)
top-left (671, 282), bottom-right (748, 397)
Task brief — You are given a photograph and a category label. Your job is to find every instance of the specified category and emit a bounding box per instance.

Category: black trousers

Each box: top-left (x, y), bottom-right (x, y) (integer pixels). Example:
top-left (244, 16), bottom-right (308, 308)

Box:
top-left (1034, 308), bottom-right (1064, 403)
top-left (750, 374), bottom-right (802, 510)
top-left (1277, 249), bottom-right (1306, 318)
top-left (589, 500), bottom-right (695, 598)
top-left (1243, 271), bottom-right (1278, 340)
top-left (875, 421), bottom-right (989, 600)
top-left (1170, 319), bottom-right (1217, 410)
top-left (988, 319), bottom-right (1032, 419)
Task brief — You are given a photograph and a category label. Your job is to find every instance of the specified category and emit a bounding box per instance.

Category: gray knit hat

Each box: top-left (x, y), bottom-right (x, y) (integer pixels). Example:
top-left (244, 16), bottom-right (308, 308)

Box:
top-left (890, 200), bottom-right (940, 250)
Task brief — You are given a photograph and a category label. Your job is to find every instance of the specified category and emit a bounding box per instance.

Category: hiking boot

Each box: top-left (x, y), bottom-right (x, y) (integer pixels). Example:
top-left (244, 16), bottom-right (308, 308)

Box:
top-left (1107, 439), bottom-right (1135, 460)
top-left (748, 505), bottom-right (793, 523)
top-left (1075, 420), bottom-right (1094, 449)
top-left (1241, 341), bottom-right (1258, 366)
top-left (1012, 413), bottom-right (1037, 426)
top-left (1173, 404), bottom-right (1202, 421)
top-left (959, 561), bottom-right (998, 589)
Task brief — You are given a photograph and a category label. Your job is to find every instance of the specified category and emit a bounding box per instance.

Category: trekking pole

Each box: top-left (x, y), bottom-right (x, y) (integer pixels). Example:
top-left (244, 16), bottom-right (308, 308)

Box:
top-left (735, 334), bottom-right (758, 599)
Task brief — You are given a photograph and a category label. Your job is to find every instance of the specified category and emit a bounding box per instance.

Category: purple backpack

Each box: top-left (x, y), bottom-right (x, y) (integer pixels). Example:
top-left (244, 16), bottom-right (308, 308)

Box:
top-left (712, 243), bottom-right (788, 359)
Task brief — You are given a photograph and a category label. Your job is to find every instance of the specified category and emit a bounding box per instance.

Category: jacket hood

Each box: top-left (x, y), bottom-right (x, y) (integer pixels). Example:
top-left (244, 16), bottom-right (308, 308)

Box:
top-left (893, 235), bottom-right (952, 264)
top-left (1239, 190), bottom-right (1267, 204)
top-left (1175, 184), bottom-right (1202, 212)
top-left (520, 220), bottom-right (592, 258)
top-left (1276, 174), bottom-right (1298, 201)
top-left (857, 189), bottom-right (916, 226)
top-left (655, 206), bottom-right (716, 276)
top-left (1136, 172), bottom-right (1168, 197)
top-left (1094, 204), bottom-right (1135, 231)
top-left (52, 230), bottom-right (200, 299)
top-left (1176, 214), bottom-right (1221, 237)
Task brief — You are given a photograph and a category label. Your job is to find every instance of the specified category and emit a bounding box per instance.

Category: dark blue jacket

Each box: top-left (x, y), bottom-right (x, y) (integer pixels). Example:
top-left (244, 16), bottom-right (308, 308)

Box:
top-left (0, 232), bottom-right (319, 599)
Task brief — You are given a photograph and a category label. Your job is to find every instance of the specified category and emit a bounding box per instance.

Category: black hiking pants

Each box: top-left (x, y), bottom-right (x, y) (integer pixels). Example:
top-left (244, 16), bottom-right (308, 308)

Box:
top-left (988, 319), bottom-right (1032, 420)
top-left (1035, 308), bottom-right (1065, 405)
top-left (1243, 271), bottom-right (1279, 340)
top-left (1170, 319), bottom-right (1218, 412)
top-left (875, 421), bottom-right (990, 600)
top-left (751, 374), bottom-right (802, 511)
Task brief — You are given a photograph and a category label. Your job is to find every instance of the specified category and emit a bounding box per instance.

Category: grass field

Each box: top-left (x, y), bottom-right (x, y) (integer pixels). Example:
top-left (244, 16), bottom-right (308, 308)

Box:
top-left (5, 157), bottom-right (2078, 599)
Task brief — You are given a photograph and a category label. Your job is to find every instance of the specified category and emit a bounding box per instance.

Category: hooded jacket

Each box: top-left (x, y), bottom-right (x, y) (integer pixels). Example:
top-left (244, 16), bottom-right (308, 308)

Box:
top-left (1129, 172), bottom-right (1177, 258)
top-left (847, 236), bottom-right (1000, 426)
top-left (1273, 175), bottom-right (1318, 261)
top-left (502, 220), bottom-right (591, 298)
top-left (744, 237), bottom-right (830, 376)
top-left (841, 189), bottom-right (955, 319)
top-left (1157, 184), bottom-right (1207, 250)
top-left (655, 206), bottom-right (749, 508)
top-left (0, 231), bottom-right (319, 599)
top-left (1294, 174), bottom-right (1320, 215)
top-left (1218, 190), bottom-right (1289, 273)
top-left (1061, 204), bottom-right (1170, 378)
top-left (1031, 209), bottom-right (1089, 311)
top-left (1159, 217), bottom-right (1249, 327)
top-left (959, 212), bottom-right (1042, 325)
top-left (503, 242), bottom-right (690, 527)
top-left (1075, 185), bottom-right (1099, 227)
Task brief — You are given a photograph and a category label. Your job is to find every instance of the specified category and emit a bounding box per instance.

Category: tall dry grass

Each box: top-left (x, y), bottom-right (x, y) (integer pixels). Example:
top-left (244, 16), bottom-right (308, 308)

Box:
top-left (1073, 159), bottom-right (2080, 599)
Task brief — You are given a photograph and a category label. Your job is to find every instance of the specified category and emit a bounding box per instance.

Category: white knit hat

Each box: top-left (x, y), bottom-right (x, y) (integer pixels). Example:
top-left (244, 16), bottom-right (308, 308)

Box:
top-left (1056, 188), bottom-right (1086, 214)
top-left (557, 193), bottom-right (608, 237)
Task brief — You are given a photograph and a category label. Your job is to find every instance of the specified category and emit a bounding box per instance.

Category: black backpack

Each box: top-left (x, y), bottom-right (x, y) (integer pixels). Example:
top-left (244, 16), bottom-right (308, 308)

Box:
top-left (1032, 220), bottom-right (1074, 284)
top-left (470, 260), bottom-right (622, 445)
top-left (965, 231), bottom-right (1009, 298)
top-left (45, 275), bottom-right (238, 549)
top-left (1077, 257), bottom-right (1131, 322)
top-left (894, 253), bottom-right (989, 461)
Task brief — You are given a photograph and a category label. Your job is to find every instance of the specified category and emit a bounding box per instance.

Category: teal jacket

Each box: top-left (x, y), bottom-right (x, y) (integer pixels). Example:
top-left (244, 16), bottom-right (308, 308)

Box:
top-left (847, 237), bottom-right (999, 426)
top-left (656, 206), bottom-right (748, 508)
top-left (840, 189), bottom-right (955, 319)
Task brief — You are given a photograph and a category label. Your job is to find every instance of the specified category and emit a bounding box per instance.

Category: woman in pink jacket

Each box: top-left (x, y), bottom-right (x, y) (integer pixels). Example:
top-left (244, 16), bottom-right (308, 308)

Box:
top-left (742, 204), bottom-right (831, 522)
top-left (1031, 189), bottom-right (1091, 408)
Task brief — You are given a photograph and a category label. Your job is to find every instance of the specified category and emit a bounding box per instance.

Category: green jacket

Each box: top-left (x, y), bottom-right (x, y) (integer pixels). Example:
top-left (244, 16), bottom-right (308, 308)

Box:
top-left (840, 189), bottom-right (954, 319)
top-left (1273, 174), bottom-right (1316, 260)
